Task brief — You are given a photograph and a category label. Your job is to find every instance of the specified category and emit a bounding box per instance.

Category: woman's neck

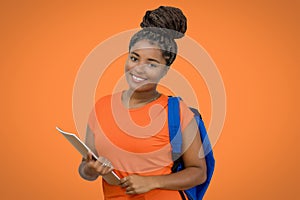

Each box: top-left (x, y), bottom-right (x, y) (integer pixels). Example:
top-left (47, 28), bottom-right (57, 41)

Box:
top-left (122, 89), bottom-right (161, 108)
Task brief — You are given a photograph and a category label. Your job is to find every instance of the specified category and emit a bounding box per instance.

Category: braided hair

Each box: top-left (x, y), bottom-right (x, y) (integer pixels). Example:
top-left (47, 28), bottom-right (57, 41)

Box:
top-left (129, 6), bottom-right (187, 66)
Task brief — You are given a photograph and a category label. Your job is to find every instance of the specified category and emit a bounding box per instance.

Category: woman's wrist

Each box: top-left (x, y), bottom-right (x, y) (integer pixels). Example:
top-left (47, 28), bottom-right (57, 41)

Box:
top-left (149, 175), bottom-right (163, 190)
top-left (82, 162), bottom-right (99, 180)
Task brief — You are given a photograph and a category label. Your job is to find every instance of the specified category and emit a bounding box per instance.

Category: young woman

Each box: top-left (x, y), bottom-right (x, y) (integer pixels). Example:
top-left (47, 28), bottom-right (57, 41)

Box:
top-left (79, 6), bottom-right (207, 200)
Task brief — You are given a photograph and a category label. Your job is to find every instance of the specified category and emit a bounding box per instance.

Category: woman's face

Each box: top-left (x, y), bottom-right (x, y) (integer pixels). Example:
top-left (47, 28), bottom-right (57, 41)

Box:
top-left (125, 39), bottom-right (169, 92)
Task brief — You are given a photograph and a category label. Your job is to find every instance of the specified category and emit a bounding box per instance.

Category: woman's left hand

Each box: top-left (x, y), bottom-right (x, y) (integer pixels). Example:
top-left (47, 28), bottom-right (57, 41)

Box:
top-left (120, 175), bottom-right (157, 195)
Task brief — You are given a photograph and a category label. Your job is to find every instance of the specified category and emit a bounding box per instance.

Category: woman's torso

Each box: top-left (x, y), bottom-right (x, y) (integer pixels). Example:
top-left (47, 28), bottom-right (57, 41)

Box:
top-left (88, 92), bottom-right (193, 199)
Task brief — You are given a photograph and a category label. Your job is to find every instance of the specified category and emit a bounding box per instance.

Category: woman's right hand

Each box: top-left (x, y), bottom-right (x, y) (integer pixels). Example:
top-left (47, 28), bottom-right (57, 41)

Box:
top-left (83, 152), bottom-right (114, 177)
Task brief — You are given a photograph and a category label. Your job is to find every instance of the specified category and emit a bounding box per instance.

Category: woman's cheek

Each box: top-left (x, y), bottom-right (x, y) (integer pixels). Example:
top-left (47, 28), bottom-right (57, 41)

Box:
top-left (124, 59), bottom-right (132, 71)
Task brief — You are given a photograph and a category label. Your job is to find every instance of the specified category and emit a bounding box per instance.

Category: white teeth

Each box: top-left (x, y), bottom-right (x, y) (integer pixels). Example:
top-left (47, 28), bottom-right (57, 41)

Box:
top-left (132, 74), bottom-right (146, 82)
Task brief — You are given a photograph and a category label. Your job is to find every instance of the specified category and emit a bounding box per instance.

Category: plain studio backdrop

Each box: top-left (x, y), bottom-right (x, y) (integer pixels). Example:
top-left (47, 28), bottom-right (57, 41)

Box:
top-left (0, 1), bottom-right (299, 199)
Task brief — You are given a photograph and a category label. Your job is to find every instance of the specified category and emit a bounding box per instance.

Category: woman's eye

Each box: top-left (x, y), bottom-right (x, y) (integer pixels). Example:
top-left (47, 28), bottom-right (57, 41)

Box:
top-left (148, 63), bottom-right (157, 68)
top-left (130, 56), bottom-right (137, 62)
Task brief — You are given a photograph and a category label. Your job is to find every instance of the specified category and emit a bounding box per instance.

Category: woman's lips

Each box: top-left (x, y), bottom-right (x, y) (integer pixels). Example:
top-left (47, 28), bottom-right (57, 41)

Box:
top-left (131, 74), bottom-right (147, 83)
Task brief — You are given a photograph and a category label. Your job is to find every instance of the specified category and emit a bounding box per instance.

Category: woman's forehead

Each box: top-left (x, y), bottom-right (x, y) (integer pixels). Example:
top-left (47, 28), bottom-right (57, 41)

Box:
top-left (130, 40), bottom-right (162, 52)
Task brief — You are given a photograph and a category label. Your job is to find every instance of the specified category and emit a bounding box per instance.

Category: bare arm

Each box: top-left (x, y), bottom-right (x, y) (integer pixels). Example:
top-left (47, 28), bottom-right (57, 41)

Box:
top-left (78, 125), bottom-right (113, 181)
top-left (120, 118), bottom-right (207, 194)
top-left (154, 117), bottom-right (207, 190)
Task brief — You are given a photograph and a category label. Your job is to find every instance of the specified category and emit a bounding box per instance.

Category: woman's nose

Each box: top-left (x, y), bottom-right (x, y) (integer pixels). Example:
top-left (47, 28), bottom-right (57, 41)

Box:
top-left (134, 63), bottom-right (147, 73)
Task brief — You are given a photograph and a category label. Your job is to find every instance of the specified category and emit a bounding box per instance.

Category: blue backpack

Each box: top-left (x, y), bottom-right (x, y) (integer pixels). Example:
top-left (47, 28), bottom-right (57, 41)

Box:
top-left (168, 97), bottom-right (215, 200)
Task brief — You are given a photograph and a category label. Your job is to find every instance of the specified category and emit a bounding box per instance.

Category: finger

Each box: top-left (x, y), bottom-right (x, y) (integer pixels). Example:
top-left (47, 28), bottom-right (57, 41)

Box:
top-left (99, 159), bottom-right (112, 167)
top-left (126, 187), bottom-right (136, 195)
top-left (105, 168), bottom-right (114, 175)
top-left (121, 180), bottom-right (130, 188)
top-left (120, 176), bottom-right (128, 184)
top-left (93, 162), bottom-right (113, 175)
top-left (86, 151), bottom-right (93, 162)
top-left (95, 161), bottom-right (110, 170)
top-left (100, 165), bottom-right (114, 175)
top-left (121, 182), bottom-right (127, 188)
top-left (101, 161), bottom-right (109, 167)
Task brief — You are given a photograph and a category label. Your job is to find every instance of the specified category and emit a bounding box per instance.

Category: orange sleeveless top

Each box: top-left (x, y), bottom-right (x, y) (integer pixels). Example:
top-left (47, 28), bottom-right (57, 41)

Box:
top-left (89, 92), bottom-right (194, 200)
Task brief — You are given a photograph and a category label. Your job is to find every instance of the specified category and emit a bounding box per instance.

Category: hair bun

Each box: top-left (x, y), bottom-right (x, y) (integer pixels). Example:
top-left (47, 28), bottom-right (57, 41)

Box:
top-left (140, 6), bottom-right (187, 39)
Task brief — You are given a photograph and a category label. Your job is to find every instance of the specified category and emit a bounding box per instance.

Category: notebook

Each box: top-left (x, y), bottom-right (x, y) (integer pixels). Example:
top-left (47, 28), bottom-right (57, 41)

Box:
top-left (56, 126), bottom-right (120, 185)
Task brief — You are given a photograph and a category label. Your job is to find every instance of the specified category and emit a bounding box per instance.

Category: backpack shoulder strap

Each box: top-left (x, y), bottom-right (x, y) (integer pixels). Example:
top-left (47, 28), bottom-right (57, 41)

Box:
top-left (168, 96), bottom-right (183, 161)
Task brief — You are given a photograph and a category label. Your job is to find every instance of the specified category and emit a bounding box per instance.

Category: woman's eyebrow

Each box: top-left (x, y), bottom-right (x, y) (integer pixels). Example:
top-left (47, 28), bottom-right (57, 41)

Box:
top-left (147, 58), bottom-right (160, 63)
top-left (131, 52), bottom-right (140, 57)
top-left (130, 51), bottom-right (161, 64)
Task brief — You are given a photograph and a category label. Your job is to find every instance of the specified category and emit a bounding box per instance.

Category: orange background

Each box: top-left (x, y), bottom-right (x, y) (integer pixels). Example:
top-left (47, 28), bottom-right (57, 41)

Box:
top-left (1, 0), bottom-right (299, 199)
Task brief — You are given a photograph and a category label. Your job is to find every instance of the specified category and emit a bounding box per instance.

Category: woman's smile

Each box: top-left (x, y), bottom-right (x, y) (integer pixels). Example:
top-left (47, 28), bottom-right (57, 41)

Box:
top-left (131, 73), bottom-right (147, 83)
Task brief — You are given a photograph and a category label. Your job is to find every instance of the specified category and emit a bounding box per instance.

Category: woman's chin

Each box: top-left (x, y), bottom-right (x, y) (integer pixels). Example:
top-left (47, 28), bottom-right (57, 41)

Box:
top-left (127, 83), bottom-right (156, 93)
